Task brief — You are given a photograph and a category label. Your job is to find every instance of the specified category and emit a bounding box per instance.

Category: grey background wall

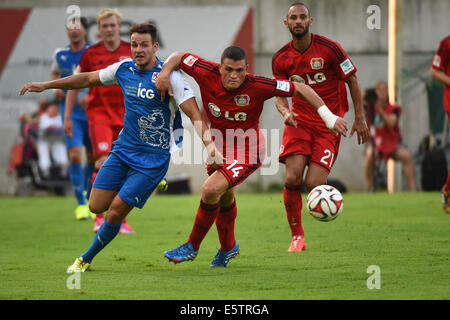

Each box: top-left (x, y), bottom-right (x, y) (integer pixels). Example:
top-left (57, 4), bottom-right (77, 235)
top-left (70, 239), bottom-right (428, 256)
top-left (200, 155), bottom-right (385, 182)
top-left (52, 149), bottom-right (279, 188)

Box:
top-left (1, 0), bottom-right (449, 194)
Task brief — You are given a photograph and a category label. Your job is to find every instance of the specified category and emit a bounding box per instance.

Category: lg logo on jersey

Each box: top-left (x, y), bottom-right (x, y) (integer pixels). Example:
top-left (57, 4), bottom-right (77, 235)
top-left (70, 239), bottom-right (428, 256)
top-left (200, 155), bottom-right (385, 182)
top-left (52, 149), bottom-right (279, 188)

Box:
top-left (290, 73), bottom-right (327, 85)
top-left (137, 82), bottom-right (155, 99)
top-left (208, 103), bottom-right (247, 122)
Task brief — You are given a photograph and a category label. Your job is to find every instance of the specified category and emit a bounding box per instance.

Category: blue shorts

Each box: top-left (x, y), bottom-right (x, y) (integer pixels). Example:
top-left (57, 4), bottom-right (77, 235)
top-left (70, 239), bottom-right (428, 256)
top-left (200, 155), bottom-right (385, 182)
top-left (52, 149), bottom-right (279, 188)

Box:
top-left (93, 152), bottom-right (169, 209)
top-left (64, 118), bottom-right (92, 151)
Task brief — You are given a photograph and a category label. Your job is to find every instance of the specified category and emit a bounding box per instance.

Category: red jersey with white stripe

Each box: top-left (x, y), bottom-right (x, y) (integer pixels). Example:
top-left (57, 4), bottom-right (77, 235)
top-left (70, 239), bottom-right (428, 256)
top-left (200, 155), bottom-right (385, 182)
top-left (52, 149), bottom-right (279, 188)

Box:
top-left (78, 40), bottom-right (131, 126)
top-left (272, 33), bottom-right (356, 127)
top-left (180, 53), bottom-right (295, 165)
top-left (432, 35), bottom-right (450, 113)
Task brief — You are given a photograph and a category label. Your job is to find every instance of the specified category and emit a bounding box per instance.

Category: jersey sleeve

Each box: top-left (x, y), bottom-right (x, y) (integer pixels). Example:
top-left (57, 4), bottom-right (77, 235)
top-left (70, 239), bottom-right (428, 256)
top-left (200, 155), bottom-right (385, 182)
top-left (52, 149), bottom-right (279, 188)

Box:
top-left (98, 61), bottom-right (124, 85)
top-left (329, 41), bottom-right (357, 80)
top-left (169, 70), bottom-right (195, 106)
top-left (432, 38), bottom-right (449, 71)
top-left (272, 55), bottom-right (289, 80)
top-left (179, 53), bottom-right (219, 81)
top-left (50, 49), bottom-right (61, 74)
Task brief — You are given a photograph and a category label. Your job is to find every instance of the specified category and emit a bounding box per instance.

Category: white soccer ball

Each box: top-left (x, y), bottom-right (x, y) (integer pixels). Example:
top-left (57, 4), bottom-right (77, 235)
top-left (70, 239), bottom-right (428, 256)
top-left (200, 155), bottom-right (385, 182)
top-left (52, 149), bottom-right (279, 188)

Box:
top-left (306, 184), bottom-right (344, 221)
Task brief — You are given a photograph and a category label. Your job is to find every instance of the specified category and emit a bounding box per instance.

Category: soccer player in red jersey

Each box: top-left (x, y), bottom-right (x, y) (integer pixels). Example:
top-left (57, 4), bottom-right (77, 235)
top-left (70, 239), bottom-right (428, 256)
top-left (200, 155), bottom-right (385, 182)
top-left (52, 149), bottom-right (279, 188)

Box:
top-left (65, 9), bottom-right (135, 233)
top-left (430, 34), bottom-right (450, 213)
top-left (272, 3), bottom-right (370, 251)
top-left (364, 81), bottom-right (417, 192)
top-left (156, 46), bottom-right (348, 267)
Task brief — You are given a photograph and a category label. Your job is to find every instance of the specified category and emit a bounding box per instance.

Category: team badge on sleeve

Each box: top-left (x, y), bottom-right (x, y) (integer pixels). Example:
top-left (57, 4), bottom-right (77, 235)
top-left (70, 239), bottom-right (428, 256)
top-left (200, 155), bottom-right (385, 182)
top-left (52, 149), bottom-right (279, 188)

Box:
top-left (183, 55), bottom-right (198, 67)
top-left (276, 80), bottom-right (291, 92)
top-left (340, 58), bottom-right (355, 75)
top-left (432, 54), bottom-right (441, 68)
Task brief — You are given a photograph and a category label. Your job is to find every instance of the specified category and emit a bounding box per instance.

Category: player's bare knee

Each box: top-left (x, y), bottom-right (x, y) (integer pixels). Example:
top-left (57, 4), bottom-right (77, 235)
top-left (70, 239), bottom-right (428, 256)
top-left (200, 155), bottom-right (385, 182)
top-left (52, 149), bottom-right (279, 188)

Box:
top-left (88, 203), bottom-right (105, 214)
top-left (202, 184), bottom-right (222, 203)
top-left (285, 173), bottom-right (302, 186)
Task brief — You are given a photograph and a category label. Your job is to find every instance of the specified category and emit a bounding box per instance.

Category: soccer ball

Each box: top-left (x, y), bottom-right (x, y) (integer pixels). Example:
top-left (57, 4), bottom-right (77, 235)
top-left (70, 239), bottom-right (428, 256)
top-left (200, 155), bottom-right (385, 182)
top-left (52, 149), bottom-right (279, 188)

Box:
top-left (306, 185), bottom-right (343, 221)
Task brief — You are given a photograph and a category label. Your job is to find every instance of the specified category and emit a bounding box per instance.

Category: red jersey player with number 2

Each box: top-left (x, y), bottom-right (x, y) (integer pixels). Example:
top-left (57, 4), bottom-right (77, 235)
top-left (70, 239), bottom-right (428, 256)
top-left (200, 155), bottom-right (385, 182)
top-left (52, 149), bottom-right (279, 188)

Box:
top-left (272, 3), bottom-right (370, 252)
top-left (156, 46), bottom-right (348, 267)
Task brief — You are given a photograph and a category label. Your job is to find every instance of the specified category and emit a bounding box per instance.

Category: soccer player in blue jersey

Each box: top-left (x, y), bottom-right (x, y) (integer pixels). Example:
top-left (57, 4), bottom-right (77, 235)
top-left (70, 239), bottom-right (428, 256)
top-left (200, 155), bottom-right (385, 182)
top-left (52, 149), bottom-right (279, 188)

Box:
top-left (51, 16), bottom-right (95, 220)
top-left (20, 23), bottom-right (221, 272)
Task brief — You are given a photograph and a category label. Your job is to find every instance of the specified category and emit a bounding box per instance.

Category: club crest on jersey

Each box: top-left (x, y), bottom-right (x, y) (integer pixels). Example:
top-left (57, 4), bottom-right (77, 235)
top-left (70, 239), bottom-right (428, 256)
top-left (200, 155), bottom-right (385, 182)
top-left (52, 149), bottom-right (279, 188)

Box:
top-left (234, 94), bottom-right (250, 106)
top-left (152, 72), bottom-right (159, 83)
top-left (183, 55), bottom-right (198, 67)
top-left (310, 58), bottom-right (324, 70)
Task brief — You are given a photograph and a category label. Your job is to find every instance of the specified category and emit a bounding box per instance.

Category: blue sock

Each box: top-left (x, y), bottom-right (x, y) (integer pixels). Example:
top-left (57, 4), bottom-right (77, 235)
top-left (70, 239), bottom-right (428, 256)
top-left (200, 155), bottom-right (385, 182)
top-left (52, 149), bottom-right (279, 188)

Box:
top-left (69, 163), bottom-right (86, 205)
top-left (81, 219), bottom-right (121, 263)
top-left (84, 162), bottom-right (95, 201)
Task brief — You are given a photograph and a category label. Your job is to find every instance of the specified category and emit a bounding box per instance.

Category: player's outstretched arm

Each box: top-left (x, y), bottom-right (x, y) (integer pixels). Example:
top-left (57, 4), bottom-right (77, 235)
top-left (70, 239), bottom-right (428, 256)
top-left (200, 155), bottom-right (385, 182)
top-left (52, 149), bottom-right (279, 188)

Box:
top-left (345, 74), bottom-right (370, 145)
top-left (275, 97), bottom-right (298, 128)
top-left (430, 67), bottom-right (450, 86)
top-left (292, 82), bottom-right (348, 136)
top-left (156, 51), bottom-right (186, 100)
top-left (20, 71), bottom-right (101, 95)
top-left (179, 97), bottom-right (224, 167)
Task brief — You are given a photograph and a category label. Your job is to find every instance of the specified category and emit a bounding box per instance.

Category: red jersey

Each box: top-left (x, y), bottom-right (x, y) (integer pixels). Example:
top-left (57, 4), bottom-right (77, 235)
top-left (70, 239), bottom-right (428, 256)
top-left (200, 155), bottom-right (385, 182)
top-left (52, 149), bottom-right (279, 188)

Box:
top-left (432, 35), bottom-right (450, 112)
top-left (272, 33), bottom-right (356, 127)
top-left (78, 40), bottom-right (131, 126)
top-left (367, 103), bottom-right (402, 159)
top-left (180, 53), bottom-right (295, 164)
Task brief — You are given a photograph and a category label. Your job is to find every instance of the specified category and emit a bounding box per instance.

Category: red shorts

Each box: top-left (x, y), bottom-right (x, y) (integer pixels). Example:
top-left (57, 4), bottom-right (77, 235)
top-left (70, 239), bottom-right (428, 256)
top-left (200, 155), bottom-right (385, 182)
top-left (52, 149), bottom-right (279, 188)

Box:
top-left (89, 122), bottom-right (122, 160)
top-left (207, 159), bottom-right (262, 188)
top-left (279, 123), bottom-right (341, 173)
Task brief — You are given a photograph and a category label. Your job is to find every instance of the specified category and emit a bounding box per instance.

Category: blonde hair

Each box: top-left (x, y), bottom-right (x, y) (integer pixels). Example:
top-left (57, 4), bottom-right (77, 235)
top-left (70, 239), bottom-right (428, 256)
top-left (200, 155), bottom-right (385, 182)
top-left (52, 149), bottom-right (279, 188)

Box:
top-left (96, 8), bottom-right (122, 24)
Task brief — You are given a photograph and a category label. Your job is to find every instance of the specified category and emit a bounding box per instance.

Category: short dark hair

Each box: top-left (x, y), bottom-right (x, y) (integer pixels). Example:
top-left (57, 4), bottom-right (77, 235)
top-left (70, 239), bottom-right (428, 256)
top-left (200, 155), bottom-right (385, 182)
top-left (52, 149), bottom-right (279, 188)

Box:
top-left (221, 46), bottom-right (247, 63)
top-left (129, 23), bottom-right (158, 43)
top-left (289, 2), bottom-right (310, 17)
top-left (67, 16), bottom-right (88, 30)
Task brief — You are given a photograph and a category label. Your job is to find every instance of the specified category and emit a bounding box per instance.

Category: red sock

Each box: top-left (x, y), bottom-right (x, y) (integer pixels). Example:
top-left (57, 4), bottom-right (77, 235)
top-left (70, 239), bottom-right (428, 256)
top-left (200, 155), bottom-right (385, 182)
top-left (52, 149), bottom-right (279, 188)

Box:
top-left (445, 172), bottom-right (450, 193)
top-left (283, 183), bottom-right (304, 237)
top-left (188, 201), bottom-right (220, 251)
top-left (216, 200), bottom-right (237, 252)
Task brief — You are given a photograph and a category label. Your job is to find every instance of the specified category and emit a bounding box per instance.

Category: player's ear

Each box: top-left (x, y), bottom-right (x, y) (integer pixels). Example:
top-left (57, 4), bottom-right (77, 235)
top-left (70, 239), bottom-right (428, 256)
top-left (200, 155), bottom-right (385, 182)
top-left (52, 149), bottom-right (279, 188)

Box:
top-left (283, 19), bottom-right (288, 28)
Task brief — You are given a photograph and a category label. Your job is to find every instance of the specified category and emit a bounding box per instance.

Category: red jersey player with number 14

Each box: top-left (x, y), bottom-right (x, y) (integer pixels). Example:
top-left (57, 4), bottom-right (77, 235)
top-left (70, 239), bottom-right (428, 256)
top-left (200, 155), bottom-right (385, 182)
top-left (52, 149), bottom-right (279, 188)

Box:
top-left (272, 3), bottom-right (370, 252)
top-left (156, 46), bottom-right (348, 267)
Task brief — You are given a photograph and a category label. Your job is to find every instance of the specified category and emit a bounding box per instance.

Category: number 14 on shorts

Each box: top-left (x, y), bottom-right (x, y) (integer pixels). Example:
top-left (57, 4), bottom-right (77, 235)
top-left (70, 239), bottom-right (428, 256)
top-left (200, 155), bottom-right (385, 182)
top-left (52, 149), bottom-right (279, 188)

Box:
top-left (227, 160), bottom-right (244, 178)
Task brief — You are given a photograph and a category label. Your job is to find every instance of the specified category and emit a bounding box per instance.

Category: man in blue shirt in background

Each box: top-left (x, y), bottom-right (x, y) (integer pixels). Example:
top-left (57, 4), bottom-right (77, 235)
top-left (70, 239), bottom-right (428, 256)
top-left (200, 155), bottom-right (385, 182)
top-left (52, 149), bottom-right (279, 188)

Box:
top-left (50, 16), bottom-right (94, 220)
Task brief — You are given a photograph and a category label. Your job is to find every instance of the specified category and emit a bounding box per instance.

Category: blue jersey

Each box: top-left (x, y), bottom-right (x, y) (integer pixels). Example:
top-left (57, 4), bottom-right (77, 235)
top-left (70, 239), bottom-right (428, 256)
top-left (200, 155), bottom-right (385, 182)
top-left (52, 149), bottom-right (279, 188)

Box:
top-left (99, 58), bottom-right (194, 170)
top-left (51, 44), bottom-right (90, 121)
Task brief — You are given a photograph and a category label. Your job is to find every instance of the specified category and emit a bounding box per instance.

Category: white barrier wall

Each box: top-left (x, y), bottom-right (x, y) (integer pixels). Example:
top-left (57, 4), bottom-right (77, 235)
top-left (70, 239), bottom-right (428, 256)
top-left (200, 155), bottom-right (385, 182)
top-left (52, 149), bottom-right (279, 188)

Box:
top-left (1, 0), bottom-right (449, 194)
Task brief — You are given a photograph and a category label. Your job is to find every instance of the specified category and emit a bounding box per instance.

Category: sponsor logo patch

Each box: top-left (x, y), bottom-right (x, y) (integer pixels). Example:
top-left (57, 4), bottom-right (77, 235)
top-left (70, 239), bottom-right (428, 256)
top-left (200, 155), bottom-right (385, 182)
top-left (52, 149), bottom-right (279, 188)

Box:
top-left (340, 58), bottom-right (355, 75)
top-left (276, 80), bottom-right (290, 92)
top-left (183, 55), bottom-right (198, 67)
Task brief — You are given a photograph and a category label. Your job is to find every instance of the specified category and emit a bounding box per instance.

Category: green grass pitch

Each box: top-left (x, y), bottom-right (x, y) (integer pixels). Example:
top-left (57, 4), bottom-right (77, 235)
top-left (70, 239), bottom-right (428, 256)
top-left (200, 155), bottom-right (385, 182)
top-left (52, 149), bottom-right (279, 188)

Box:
top-left (0, 192), bottom-right (449, 300)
